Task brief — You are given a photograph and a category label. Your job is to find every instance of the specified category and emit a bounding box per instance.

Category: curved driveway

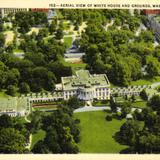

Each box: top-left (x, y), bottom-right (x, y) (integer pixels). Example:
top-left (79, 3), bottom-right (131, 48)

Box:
top-left (74, 106), bottom-right (110, 113)
top-left (74, 106), bottom-right (142, 113)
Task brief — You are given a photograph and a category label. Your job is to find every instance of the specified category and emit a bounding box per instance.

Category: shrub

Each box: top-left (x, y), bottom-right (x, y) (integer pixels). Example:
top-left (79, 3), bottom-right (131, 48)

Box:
top-left (105, 115), bottom-right (112, 121)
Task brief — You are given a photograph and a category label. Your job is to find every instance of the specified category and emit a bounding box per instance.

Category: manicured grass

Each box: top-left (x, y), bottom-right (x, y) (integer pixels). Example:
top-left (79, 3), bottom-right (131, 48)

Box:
top-left (13, 48), bottom-right (24, 53)
top-left (130, 76), bottom-right (160, 86)
top-left (92, 100), bottom-right (110, 106)
top-left (62, 61), bottom-right (87, 73)
top-left (74, 111), bottom-right (127, 153)
top-left (63, 36), bottom-right (72, 48)
top-left (63, 21), bottom-right (71, 30)
top-left (0, 91), bottom-right (10, 98)
top-left (115, 96), bottom-right (148, 109)
top-left (33, 105), bottom-right (58, 111)
top-left (131, 101), bottom-right (147, 109)
top-left (31, 129), bottom-right (46, 150)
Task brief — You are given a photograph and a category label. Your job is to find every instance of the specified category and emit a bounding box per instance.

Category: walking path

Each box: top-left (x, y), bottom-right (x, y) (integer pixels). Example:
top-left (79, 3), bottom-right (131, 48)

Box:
top-left (26, 134), bottom-right (32, 150)
top-left (25, 116), bottom-right (31, 123)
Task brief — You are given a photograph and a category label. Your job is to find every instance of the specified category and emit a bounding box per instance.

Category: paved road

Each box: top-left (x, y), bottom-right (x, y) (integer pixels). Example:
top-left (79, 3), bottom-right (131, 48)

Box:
top-left (74, 106), bottom-right (142, 113)
top-left (74, 106), bottom-right (110, 113)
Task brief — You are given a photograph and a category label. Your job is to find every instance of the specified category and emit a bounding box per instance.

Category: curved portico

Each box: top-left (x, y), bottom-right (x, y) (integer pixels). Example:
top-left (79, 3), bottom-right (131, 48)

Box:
top-left (78, 87), bottom-right (95, 101)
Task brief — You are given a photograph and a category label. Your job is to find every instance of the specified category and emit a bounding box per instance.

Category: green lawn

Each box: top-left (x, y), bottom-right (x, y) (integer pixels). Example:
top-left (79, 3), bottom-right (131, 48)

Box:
top-left (0, 91), bottom-right (10, 98)
top-left (130, 76), bottom-right (160, 86)
top-left (31, 129), bottom-right (46, 150)
top-left (115, 96), bottom-right (147, 109)
top-left (92, 100), bottom-right (110, 106)
top-left (63, 21), bottom-right (71, 30)
top-left (64, 36), bottom-right (73, 48)
top-left (131, 101), bottom-right (147, 109)
top-left (62, 61), bottom-right (87, 73)
top-left (74, 111), bottom-right (127, 153)
top-left (33, 105), bottom-right (58, 111)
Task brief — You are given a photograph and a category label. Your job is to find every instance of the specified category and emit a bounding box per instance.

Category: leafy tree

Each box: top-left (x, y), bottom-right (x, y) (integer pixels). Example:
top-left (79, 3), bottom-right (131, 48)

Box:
top-left (0, 21), bottom-right (4, 32)
top-left (0, 61), bottom-right (8, 90)
top-left (119, 102), bottom-right (131, 118)
top-left (43, 129), bottom-right (61, 153)
top-left (0, 33), bottom-right (5, 48)
top-left (6, 68), bottom-right (20, 87)
top-left (37, 106), bottom-right (80, 153)
top-left (25, 52), bottom-right (46, 66)
top-left (148, 95), bottom-right (160, 111)
top-left (30, 67), bottom-right (55, 92)
top-left (0, 114), bottom-right (13, 128)
top-left (116, 120), bottom-right (141, 146)
top-left (6, 85), bottom-right (17, 96)
top-left (31, 140), bottom-right (49, 153)
top-left (0, 128), bottom-right (27, 153)
top-left (30, 111), bottom-right (42, 133)
top-left (146, 56), bottom-right (160, 77)
top-left (131, 94), bottom-right (136, 102)
top-left (55, 28), bottom-right (63, 40)
top-left (49, 19), bottom-right (57, 34)
top-left (19, 82), bottom-right (30, 94)
top-left (140, 89), bottom-right (148, 101)
top-left (111, 57), bottom-right (131, 86)
top-left (36, 28), bottom-right (48, 40)
top-left (6, 42), bottom-right (14, 53)
top-left (48, 61), bottom-right (72, 82)
top-left (15, 11), bottom-right (47, 33)
top-left (125, 56), bottom-right (142, 80)
top-left (67, 96), bottom-right (84, 109)
top-left (110, 96), bottom-right (117, 112)
top-left (106, 115), bottom-right (112, 121)
top-left (137, 30), bottom-right (154, 43)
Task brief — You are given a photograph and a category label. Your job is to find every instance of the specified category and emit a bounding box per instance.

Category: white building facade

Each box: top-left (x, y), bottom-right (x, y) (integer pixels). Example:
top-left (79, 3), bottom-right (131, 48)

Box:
top-left (57, 70), bottom-right (110, 101)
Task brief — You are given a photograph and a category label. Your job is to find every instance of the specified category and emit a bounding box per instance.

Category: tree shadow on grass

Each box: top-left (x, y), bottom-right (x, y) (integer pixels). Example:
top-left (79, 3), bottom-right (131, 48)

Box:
top-left (113, 132), bottom-right (135, 154)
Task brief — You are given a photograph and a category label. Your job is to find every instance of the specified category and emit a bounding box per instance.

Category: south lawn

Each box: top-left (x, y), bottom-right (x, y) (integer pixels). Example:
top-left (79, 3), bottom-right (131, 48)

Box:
top-left (74, 111), bottom-right (128, 153)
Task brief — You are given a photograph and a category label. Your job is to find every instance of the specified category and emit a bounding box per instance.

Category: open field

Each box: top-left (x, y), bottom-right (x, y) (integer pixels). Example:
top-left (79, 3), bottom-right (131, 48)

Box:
top-left (31, 129), bottom-right (46, 150)
top-left (74, 111), bottom-right (127, 153)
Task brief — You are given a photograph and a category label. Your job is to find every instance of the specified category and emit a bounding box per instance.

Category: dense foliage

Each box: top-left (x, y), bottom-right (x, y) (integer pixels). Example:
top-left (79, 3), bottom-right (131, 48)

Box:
top-left (0, 115), bottom-right (29, 153)
top-left (32, 106), bottom-right (80, 153)
top-left (115, 95), bottom-right (160, 153)
top-left (59, 10), bottom-right (160, 86)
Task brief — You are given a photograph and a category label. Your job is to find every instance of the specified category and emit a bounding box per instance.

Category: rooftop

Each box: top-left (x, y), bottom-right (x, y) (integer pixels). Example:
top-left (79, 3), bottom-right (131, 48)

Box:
top-left (0, 98), bottom-right (17, 112)
top-left (62, 70), bottom-right (110, 90)
top-left (0, 97), bottom-right (27, 113)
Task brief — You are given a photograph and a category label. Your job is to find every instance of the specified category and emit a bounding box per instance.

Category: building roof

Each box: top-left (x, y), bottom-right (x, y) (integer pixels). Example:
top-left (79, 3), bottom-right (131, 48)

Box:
top-left (61, 70), bottom-right (110, 90)
top-left (0, 98), bottom-right (17, 112)
top-left (0, 97), bottom-right (27, 113)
